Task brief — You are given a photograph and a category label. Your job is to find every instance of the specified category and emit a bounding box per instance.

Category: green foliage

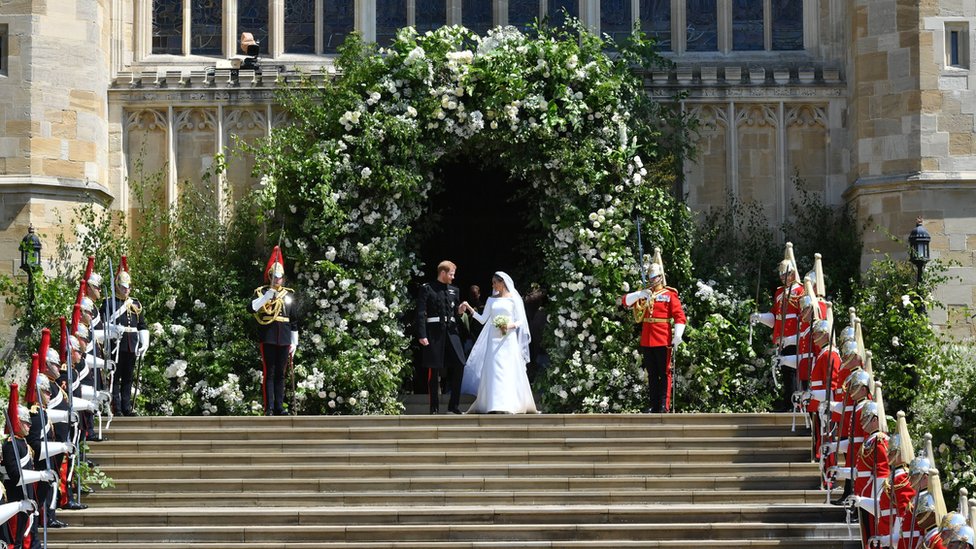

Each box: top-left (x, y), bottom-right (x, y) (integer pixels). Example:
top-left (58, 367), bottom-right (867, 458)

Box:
top-left (676, 278), bottom-right (775, 412)
top-left (254, 22), bottom-right (696, 414)
top-left (911, 343), bottom-right (976, 495)
top-left (852, 255), bottom-right (947, 416)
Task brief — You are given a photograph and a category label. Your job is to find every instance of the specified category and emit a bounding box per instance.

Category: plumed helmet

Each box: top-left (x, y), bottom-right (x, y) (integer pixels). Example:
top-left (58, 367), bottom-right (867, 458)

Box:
top-left (913, 491), bottom-right (937, 520)
top-left (841, 342), bottom-right (863, 369)
top-left (800, 294), bottom-right (816, 312)
top-left (75, 278), bottom-right (87, 310)
top-left (647, 262), bottom-right (664, 280)
top-left (59, 316), bottom-right (68, 364)
top-left (840, 324), bottom-right (856, 345)
top-left (812, 252), bottom-right (826, 297)
top-left (946, 525), bottom-right (976, 549)
top-left (264, 246), bottom-right (285, 283)
top-left (778, 242), bottom-right (798, 278)
top-left (910, 456), bottom-right (933, 478)
top-left (75, 322), bottom-right (90, 343)
top-left (940, 513), bottom-right (971, 544)
top-left (25, 353), bottom-right (41, 406)
top-left (35, 373), bottom-right (51, 396)
top-left (80, 296), bottom-right (95, 316)
top-left (87, 271), bottom-right (102, 291)
top-left (44, 348), bottom-right (61, 380)
top-left (116, 255), bottom-right (131, 289)
top-left (859, 401), bottom-right (881, 430)
top-left (83, 255), bottom-right (95, 281)
top-left (68, 335), bottom-right (82, 353)
top-left (888, 433), bottom-right (906, 465)
top-left (844, 369), bottom-right (871, 396)
top-left (5, 383), bottom-right (30, 437)
top-left (813, 319), bottom-right (831, 336)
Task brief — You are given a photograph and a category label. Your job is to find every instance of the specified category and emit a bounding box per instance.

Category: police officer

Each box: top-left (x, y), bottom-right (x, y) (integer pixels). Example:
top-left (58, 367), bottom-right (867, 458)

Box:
top-left (251, 246), bottom-right (299, 416)
top-left (416, 260), bottom-right (466, 415)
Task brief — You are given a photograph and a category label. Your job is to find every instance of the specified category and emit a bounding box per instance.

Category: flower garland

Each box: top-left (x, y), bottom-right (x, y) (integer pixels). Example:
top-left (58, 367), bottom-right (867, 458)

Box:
top-left (255, 21), bottom-right (694, 414)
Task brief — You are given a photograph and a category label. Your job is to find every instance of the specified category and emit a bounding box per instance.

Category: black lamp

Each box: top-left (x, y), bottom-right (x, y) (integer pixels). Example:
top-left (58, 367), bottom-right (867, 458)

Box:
top-left (19, 223), bottom-right (42, 321)
top-left (19, 223), bottom-right (41, 274)
top-left (908, 217), bottom-right (930, 286)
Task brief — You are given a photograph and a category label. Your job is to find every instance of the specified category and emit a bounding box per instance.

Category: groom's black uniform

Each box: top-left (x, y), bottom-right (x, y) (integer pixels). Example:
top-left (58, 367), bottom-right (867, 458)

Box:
top-left (416, 281), bottom-right (465, 414)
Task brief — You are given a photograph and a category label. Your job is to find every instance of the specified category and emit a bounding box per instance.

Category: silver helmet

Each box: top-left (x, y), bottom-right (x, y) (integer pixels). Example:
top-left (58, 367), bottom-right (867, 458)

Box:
top-left (858, 401), bottom-right (880, 430)
top-left (87, 272), bottom-right (103, 290)
top-left (844, 369), bottom-right (871, 397)
top-left (80, 296), bottom-right (95, 315)
top-left (35, 374), bottom-right (51, 395)
top-left (913, 490), bottom-right (937, 519)
top-left (840, 324), bottom-right (856, 345)
top-left (940, 513), bottom-right (972, 545)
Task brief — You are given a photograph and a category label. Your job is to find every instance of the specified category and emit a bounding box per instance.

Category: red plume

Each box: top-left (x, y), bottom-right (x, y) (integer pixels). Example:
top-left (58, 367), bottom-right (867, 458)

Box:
top-left (83, 256), bottom-right (95, 281)
top-left (6, 383), bottom-right (20, 436)
top-left (37, 328), bottom-right (51, 372)
top-left (59, 316), bottom-right (68, 363)
top-left (119, 255), bottom-right (129, 277)
top-left (264, 246), bottom-right (284, 282)
top-left (25, 354), bottom-right (40, 406)
top-left (75, 278), bottom-right (87, 307)
top-left (70, 303), bottom-right (82, 335)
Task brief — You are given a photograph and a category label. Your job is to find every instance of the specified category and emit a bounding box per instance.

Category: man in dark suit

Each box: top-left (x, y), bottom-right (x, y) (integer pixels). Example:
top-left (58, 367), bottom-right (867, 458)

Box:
top-left (416, 260), bottom-right (466, 414)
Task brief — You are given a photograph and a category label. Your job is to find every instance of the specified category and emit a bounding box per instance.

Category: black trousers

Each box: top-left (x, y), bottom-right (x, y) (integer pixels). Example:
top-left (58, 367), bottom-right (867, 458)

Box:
top-left (428, 349), bottom-right (464, 412)
top-left (778, 345), bottom-right (798, 412)
top-left (641, 346), bottom-right (669, 412)
top-left (261, 343), bottom-right (289, 415)
top-left (112, 350), bottom-right (137, 415)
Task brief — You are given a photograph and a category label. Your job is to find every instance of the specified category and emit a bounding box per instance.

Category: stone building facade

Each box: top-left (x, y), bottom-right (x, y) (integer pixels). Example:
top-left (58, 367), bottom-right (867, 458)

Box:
top-left (1, 0), bottom-right (974, 336)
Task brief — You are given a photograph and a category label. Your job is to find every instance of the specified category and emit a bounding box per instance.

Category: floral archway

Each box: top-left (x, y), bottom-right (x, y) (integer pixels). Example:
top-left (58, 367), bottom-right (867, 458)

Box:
top-left (254, 22), bottom-right (695, 414)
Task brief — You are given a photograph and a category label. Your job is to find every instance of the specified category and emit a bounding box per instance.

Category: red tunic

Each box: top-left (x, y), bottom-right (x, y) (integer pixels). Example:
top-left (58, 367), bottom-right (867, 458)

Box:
top-left (771, 283), bottom-right (804, 344)
top-left (621, 287), bottom-right (686, 348)
top-left (808, 347), bottom-right (841, 413)
top-left (796, 301), bottom-right (828, 381)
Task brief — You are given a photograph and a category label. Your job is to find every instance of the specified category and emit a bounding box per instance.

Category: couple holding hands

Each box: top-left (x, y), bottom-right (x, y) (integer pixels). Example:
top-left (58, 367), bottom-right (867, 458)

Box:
top-left (416, 261), bottom-right (538, 415)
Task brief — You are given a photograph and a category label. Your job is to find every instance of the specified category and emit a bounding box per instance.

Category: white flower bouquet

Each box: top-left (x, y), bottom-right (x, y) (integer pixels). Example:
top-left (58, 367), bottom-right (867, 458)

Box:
top-left (493, 315), bottom-right (511, 335)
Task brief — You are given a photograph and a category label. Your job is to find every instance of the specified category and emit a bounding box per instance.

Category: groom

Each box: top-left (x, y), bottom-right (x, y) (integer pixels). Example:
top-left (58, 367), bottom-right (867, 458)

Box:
top-left (416, 260), bottom-right (466, 414)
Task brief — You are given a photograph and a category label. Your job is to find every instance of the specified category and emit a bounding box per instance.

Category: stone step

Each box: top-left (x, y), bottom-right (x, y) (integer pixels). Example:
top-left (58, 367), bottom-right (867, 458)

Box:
top-left (60, 504), bottom-right (846, 527)
top-left (90, 447), bottom-right (812, 466)
top-left (96, 462), bottom-right (820, 480)
top-left (99, 473), bottom-right (820, 493)
top-left (105, 412), bottom-right (806, 428)
top-left (88, 436), bottom-right (811, 453)
top-left (80, 489), bottom-right (833, 507)
top-left (48, 542), bottom-right (860, 549)
top-left (98, 424), bottom-right (805, 440)
top-left (47, 522), bottom-right (856, 543)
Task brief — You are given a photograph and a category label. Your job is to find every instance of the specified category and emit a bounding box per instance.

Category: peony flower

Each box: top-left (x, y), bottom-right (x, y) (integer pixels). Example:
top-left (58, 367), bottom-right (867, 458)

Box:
top-left (901, 295), bottom-right (911, 307)
top-left (361, 167), bottom-right (372, 178)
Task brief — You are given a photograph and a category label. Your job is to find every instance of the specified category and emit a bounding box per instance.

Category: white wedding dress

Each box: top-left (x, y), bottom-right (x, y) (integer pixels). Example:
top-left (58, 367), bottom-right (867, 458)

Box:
top-left (461, 274), bottom-right (538, 414)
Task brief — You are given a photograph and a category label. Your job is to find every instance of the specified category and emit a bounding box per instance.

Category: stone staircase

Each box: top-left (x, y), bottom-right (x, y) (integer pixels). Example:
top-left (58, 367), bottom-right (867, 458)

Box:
top-left (48, 411), bottom-right (859, 548)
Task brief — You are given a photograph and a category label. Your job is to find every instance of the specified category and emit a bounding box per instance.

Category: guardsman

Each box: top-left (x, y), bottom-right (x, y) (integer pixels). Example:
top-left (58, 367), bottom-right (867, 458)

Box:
top-left (751, 242), bottom-right (805, 411)
top-left (25, 346), bottom-right (73, 529)
top-left (940, 512), bottom-right (975, 548)
top-left (620, 248), bottom-right (686, 413)
top-left (805, 314), bottom-right (839, 472)
top-left (250, 246), bottom-right (299, 416)
top-left (416, 260), bottom-right (465, 414)
top-left (104, 257), bottom-right (149, 416)
top-left (3, 383), bottom-right (56, 549)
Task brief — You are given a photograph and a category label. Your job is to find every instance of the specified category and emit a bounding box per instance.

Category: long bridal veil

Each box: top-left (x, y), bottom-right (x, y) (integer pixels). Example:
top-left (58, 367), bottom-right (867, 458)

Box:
top-left (460, 271), bottom-right (531, 396)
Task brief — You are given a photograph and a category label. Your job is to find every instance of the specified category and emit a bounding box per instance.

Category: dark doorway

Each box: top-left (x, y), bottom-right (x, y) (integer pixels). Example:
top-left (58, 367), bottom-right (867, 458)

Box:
top-left (418, 159), bottom-right (541, 299)
top-left (409, 158), bottom-right (544, 394)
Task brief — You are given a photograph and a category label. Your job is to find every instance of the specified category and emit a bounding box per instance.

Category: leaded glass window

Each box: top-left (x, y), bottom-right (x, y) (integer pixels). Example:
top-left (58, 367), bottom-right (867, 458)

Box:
top-left (284, 0), bottom-right (315, 52)
top-left (686, 0), bottom-right (717, 51)
top-left (238, 0), bottom-right (269, 54)
top-left (416, 0), bottom-right (447, 34)
top-left (462, 0), bottom-right (492, 36)
top-left (639, 0), bottom-right (671, 51)
top-left (771, 0), bottom-right (803, 50)
top-left (152, 0), bottom-right (183, 54)
top-left (376, 0), bottom-right (407, 46)
top-left (191, 0), bottom-right (223, 55)
top-left (547, 0), bottom-right (578, 28)
top-left (732, 0), bottom-right (763, 51)
top-left (601, 0), bottom-right (631, 44)
top-left (509, 0), bottom-right (540, 33)
top-left (323, 0), bottom-right (354, 53)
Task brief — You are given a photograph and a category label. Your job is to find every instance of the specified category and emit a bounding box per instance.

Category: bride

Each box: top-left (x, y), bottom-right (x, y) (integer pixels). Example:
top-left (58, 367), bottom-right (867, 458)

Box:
top-left (460, 272), bottom-right (538, 414)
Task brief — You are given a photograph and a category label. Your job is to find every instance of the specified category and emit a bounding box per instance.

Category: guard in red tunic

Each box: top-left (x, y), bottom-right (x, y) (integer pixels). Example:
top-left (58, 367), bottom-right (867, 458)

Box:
top-left (751, 242), bottom-right (806, 411)
top-left (806, 316), bottom-right (839, 474)
top-left (250, 246), bottom-right (299, 416)
top-left (620, 249), bottom-right (686, 413)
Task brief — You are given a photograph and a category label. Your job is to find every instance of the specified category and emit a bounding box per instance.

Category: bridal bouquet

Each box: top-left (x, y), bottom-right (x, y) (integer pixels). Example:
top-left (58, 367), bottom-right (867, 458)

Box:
top-left (493, 315), bottom-right (511, 335)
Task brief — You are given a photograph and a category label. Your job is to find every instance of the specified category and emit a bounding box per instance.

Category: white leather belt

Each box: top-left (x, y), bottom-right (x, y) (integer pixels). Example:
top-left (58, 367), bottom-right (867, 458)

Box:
top-left (426, 318), bottom-right (455, 324)
top-left (811, 382), bottom-right (824, 388)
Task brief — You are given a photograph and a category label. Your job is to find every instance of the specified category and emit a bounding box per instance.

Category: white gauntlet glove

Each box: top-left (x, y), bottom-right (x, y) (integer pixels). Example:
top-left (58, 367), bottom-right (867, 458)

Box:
top-left (672, 323), bottom-right (685, 347)
top-left (136, 329), bottom-right (150, 358)
top-left (750, 312), bottom-right (774, 327)
top-left (290, 331), bottom-right (298, 357)
top-left (251, 288), bottom-right (276, 312)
